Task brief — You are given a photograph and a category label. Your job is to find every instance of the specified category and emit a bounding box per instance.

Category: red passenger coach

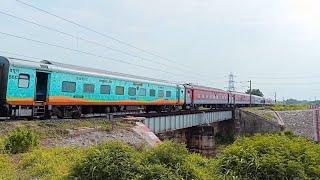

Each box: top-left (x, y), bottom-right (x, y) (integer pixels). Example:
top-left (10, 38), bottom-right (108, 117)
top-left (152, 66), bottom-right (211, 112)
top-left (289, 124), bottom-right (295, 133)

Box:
top-left (184, 85), bottom-right (229, 108)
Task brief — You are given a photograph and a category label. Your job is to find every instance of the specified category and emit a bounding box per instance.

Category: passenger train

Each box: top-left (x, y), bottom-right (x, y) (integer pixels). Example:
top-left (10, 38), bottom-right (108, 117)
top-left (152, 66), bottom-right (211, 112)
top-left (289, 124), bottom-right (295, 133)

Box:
top-left (0, 56), bottom-right (273, 119)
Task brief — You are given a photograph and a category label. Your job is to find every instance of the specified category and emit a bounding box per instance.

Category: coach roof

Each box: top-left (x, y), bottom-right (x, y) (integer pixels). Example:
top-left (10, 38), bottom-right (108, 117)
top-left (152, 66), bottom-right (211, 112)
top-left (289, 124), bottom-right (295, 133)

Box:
top-left (4, 56), bottom-right (182, 87)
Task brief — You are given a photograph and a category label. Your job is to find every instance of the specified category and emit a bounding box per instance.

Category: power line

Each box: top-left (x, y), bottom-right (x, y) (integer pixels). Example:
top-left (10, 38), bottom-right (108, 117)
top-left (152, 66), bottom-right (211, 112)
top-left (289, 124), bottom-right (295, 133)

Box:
top-left (0, 9), bottom-right (228, 83)
top-left (248, 75), bottom-right (320, 80)
top-left (0, 31), bottom-right (196, 80)
top-left (14, 0), bottom-right (209, 76)
top-left (0, 49), bottom-right (46, 61)
top-left (253, 81), bottom-right (320, 85)
top-left (0, 49), bottom-right (187, 85)
top-left (0, 10), bottom-right (204, 78)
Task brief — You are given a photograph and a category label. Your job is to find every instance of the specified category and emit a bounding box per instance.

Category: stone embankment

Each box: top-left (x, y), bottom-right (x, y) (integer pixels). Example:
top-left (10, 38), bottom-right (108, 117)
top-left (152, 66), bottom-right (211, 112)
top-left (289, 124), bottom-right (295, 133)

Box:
top-left (277, 110), bottom-right (316, 141)
top-left (240, 108), bottom-right (318, 141)
top-left (235, 109), bottom-right (282, 135)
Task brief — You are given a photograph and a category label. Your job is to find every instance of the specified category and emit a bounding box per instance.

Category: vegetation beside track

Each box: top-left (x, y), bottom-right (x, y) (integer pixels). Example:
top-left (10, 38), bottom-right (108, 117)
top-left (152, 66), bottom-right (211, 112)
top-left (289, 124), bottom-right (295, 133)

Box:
top-left (268, 104), bottom-right (309, 111)
top-left (242, 107), bottom-right (278, 122)
top-left (243, 104), bottom-right (310, 123)
top-left (0, 119), bottom-right (319, 179)
top-left (0, 118), bottom-right (130, 140)
top-left (218, 134), bottom-right (320, 179)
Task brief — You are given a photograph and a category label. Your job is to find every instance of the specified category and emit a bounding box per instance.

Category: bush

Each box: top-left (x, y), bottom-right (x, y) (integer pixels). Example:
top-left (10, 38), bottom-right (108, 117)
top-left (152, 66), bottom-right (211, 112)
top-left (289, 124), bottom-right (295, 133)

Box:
top-left (217, 134), bottom-right (320, 179)
top-left (140, 164), bottom-right (181, 180)
top-left (70, 141), bottom-right (142, 180)
top-left (4, 128), bottom-right (39, 154)
top-left (215, 132), bottom-right (235, 145)
top-left (71, 141), bottom-right (220, 180)
top-left (142, 141), bottom-right (209, 179)
top-left (19, 147), bottom-right (85, 179)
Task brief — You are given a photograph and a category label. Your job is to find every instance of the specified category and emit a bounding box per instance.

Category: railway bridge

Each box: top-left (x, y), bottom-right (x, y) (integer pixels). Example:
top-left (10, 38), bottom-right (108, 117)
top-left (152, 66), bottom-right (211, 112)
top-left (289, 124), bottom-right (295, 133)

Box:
top-left (129, 108), bottom-right (285, 156)
top-left (127, 109), bottom-right (235, 156)
top-left (142, 110), bottom-right (233, 134)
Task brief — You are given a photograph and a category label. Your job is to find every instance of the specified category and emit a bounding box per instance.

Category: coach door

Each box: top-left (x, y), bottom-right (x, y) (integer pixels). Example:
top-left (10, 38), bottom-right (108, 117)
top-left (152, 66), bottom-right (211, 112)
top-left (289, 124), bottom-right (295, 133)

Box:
top-left (176, 86), bottom-right (181, 104)
top-left (35, 72), bottom-right (49, 102)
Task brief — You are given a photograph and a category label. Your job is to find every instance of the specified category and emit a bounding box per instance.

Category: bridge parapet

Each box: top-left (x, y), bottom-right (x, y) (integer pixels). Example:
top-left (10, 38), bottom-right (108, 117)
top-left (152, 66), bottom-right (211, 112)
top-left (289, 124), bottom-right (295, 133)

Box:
top-left (144, 111), bottom-right (232, 134)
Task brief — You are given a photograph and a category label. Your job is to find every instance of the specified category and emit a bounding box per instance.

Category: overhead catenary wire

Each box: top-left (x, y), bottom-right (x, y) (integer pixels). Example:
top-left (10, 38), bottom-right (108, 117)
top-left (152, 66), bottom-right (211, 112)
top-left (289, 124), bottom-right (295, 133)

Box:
top-left (0, 9), bottom-right (227, 84)
top-left (248, 75), bottom-right (320, 80)
top-left (0, 49), bottom-right (187, 85)
top-left (0, 49), bottom-right (46, 61)
top-left (0, 31), bottom-right (197, 82)
top-left (0, 10), bottom-right (206, 78)
top-left (14, 0), bottom-right (216, 78)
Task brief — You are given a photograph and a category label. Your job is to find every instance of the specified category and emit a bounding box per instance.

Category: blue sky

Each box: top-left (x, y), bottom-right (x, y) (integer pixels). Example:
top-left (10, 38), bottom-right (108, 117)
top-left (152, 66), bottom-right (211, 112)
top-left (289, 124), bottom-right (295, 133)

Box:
top-left (1, 0), bottom-right (320, 100)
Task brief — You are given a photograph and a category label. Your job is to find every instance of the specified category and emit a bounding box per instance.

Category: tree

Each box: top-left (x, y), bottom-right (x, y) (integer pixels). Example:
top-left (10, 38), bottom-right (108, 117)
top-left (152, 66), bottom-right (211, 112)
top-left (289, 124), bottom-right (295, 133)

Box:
top-left (246, 89), bottom-right (263, 97)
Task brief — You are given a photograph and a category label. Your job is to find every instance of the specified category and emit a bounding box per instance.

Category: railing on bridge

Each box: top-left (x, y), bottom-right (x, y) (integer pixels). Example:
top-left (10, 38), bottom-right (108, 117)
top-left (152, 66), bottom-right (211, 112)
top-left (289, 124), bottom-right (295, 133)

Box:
top-left (144, 110), bottom-right (232, 134)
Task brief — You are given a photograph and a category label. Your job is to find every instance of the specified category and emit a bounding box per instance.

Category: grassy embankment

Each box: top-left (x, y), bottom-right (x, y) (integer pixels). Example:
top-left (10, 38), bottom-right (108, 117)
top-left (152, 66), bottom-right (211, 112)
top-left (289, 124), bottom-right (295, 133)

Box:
top-left (0, 119), bottom-right (131, 179)
top-left (268, 104), bottom-right (309, 111)
top-left (0, 133), bottom-right (319, 179)
top-left (0, 117), bottom-right (319, 179)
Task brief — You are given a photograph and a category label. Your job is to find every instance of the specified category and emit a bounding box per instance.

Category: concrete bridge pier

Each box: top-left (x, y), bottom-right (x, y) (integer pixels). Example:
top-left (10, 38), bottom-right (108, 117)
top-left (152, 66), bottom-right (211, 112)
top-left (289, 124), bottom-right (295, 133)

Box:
top-left (158, 119), bottom-right (236, 156)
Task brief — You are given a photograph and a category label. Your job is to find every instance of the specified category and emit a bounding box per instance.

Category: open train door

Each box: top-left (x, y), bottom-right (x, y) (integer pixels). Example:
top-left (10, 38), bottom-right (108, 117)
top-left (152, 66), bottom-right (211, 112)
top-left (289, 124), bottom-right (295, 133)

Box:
top-left (35, 72), bottom-right (49, 102)
top-left (34, 71), bottom-right (50, 118)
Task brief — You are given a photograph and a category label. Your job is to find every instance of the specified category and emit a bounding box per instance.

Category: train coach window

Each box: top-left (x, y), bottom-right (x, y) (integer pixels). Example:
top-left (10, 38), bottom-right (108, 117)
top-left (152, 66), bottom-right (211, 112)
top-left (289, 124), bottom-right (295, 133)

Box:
top-left (166, 91), bottom-right (171, 97)
top-left (100, 85), bottom-right (111, 94)
top-left (62, 81), bottom-right (76, 93)
top-left (139, 88), bottom-right (146, 96)
top-left (150, 89), bottom-right (156, 97)
top-left (128, 87), bottom-right (136, 96)
top-left (116, 86), bottom-right (124, 95)
top-left (18, 74), bottom-right (30, 88)
top-left (158, 90), bottom-right (164, 97)
top-left (83, 84), bottom-right (95, 93)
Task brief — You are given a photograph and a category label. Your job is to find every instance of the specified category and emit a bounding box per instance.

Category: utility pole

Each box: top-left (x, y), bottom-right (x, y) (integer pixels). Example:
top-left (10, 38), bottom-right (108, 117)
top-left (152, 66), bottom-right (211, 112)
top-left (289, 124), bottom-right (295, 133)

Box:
top-left (274, 92), bottom-right (277, 104)
top-left (249, 80), bottom-right (252, 107)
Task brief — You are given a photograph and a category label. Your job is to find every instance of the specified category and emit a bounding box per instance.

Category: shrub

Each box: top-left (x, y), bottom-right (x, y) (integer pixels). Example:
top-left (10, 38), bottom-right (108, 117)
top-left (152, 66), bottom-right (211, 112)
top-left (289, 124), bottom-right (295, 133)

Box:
top-left (142, 141), bottom-right (208, 179)
top-left (182, 153), bottom-right (219, 180)
top-left (217, 134), bottom-right (320, 179)
top-left (215, 132), bottom-right (235, 145)
top-left (140, 164), bottom-right (181, 180)
top-left (70, 141), bottom-right (141, 180)
top-left (19, 147), bottom-right (85, 179)
top-left (4, 128), bottom-right (39, 154)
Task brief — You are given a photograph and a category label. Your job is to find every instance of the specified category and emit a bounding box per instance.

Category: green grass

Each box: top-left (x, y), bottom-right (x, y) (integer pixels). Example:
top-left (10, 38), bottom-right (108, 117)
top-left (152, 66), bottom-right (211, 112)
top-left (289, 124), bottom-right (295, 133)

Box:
top-left (217, 134), bottom-right (320, 179)
top-left (269, 105), bottom-right (309, 111)
top-left (18, 147), bottom-right (86, 180)
top-left (0, 154), bottom-right (16, 180)
top-left (262, 112), bottom-right (276, 121)
top-left (243, 107), bottom-right (277, 122)
top-left (0, 135), bottom-right (318, 179)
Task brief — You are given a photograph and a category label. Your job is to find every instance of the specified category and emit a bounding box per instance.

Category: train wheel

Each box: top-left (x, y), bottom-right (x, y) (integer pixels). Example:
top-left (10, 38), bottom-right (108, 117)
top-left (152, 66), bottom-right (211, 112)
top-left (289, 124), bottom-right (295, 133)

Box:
top-left (53, 106), bottom-right (64, 119)
top-left (71, 106), bottom-right (81, 119)
top-left (72, 111), bottom-right (81, 119)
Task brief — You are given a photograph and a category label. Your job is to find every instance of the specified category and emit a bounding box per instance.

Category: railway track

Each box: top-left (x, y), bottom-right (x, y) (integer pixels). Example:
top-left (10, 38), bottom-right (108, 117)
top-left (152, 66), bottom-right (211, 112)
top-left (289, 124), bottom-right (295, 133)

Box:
top-left (0, 108), bottom-right (234, 121)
